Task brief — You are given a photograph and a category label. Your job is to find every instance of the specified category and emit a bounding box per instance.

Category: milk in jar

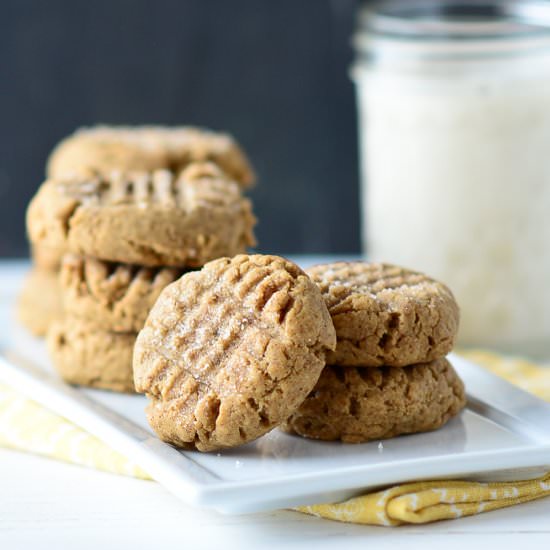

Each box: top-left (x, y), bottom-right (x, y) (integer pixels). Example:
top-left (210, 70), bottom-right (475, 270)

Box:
top-left (353, 1), bottom-right (550, 357)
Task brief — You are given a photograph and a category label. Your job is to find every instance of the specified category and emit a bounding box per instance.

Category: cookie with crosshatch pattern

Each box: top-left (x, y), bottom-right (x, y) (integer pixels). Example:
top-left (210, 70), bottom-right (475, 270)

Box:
top-left (27, 162), bottom-right (257, 268)
top-left (133, 254), bottom-right (336, 452)
top-left (60, 255), bottom-right (187, 333)
top-left (47, 125), bottom-right (255, 188)
top-left (306, 262), bottom-right (459, 367)
top-left (281, 358), bottom-right (466, 443)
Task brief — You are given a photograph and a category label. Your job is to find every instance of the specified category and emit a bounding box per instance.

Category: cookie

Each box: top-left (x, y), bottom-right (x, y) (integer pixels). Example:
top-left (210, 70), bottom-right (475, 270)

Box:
top-left (47, 320), bottom-right (136, 392)
top-left (306, 262), bottom-right (459, 367)
top-left (47, 127), bottom-right (168, 177)
top-left (27, 162), bottom-right (257, 267)
top-left (133, 254), bottom-right (337, 452)
top-left (281, 358), bottom-right (466, 443)
top-left (31, 245), bottom-right (64, 272)
top-left (47, 125), bottom-right (255, 188)
top-left (17, 269), bottom-right (63, 337)
top-left (60, 255), bottom-right (186, 333)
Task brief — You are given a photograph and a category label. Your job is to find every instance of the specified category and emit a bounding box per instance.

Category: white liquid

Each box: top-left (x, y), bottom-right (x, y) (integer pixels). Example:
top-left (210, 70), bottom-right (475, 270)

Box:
top-left (356, 63), bottom-right (550, 356)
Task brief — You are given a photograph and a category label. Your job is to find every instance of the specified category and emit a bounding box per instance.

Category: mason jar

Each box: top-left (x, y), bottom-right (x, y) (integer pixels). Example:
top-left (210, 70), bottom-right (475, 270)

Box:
top-left (352, 0), bottom-right (550, 358)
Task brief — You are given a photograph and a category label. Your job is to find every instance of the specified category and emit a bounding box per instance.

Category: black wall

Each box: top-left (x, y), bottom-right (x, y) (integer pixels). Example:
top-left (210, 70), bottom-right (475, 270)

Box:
top-left (0, 0), bottom-right (360, 258)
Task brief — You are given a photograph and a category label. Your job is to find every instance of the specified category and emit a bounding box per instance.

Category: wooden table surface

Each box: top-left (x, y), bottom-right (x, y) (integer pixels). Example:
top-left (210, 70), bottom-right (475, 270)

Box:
top-left (1, 260), bottom-right (550, 549)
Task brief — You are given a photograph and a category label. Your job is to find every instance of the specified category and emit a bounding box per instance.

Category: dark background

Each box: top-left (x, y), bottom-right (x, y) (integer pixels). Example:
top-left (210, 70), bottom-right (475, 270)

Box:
top-left (0, 0), bottom-right (361, 258)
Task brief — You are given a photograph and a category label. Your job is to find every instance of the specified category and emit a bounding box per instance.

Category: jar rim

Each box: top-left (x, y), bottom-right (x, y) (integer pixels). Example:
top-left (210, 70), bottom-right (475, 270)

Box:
top-left (360, 0), bottom-right (550, 40)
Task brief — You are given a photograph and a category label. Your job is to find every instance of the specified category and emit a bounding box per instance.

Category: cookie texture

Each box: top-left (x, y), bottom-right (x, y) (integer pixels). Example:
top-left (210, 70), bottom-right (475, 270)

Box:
top-left (306, 262), bottom-right (459, 367)
top-left (31, 245), bottom-right (64, 272)
top-left (17, 269), bottom-right (63, 337)
top-left (27, 162), bottom-right (257, 267)
top-left (47, 125), bottom-right (255, 188)
top-left (60, 255), bottom-right (186, 333)
top-left (281, 358), bottom-right (466, 443)
top-left (47, 320), bottom-right (136, 392)
top-left (134, 254), bottom-right (337, 452)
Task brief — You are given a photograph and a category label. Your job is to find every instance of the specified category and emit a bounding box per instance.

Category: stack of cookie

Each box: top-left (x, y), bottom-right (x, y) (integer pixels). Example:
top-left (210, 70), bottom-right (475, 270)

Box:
top-left (281, 262), bottom-right (466, 443)
top-left (18, 125), bottom-right (255, 338)
top-left (22, 126), bottom-right (257, 392)
top-left (132, 255), bottom-right (466, 452)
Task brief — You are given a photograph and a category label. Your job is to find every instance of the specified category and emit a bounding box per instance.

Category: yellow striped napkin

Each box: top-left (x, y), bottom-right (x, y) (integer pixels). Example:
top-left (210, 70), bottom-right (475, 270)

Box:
top-left (0, 351), bottom-right (549, 525)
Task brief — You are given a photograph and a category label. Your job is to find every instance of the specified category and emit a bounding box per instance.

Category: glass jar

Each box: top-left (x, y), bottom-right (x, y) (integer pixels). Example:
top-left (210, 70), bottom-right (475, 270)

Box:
top-left (352, 0), bottom-right (550, 358)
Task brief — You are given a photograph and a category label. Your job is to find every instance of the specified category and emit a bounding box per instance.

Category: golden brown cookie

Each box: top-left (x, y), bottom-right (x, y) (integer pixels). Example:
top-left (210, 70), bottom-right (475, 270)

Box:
top-left (27, 162), bottom-right (257, 267)
top-left (47, 125), bottom-right (255, 188)
top-left (281, 358), bottom-right (466, 443)
top-left (31, 245), bottom-right (64, 272)
top-left (47, 320), bottom-right (136, 392)
top-left (60, 255), bottom-right (186, 333)
top-left (306, 262), bottom-right (459, 367)
top-left (17, 269), bottom-right (63, 337)
top-left (133, 254), bottom-right (337, 452)
top-left (47, 127), bottom-right (168, 177)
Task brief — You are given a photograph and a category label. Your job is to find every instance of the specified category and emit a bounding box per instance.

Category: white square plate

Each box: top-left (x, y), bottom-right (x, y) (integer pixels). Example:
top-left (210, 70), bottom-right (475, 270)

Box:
top-left (1, 333), bottom-right (550, 514)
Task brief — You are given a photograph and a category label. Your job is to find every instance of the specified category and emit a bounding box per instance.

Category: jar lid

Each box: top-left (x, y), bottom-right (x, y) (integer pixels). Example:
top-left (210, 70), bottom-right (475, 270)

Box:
top-left (355, 0), bottom-right (550, 58)
top-left (360, 0), bottom-right (550, 37)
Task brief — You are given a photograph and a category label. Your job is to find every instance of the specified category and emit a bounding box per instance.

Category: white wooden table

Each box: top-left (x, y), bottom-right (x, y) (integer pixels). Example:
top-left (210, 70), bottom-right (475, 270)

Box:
top-left (1, 260), bottom-right (550, 549)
